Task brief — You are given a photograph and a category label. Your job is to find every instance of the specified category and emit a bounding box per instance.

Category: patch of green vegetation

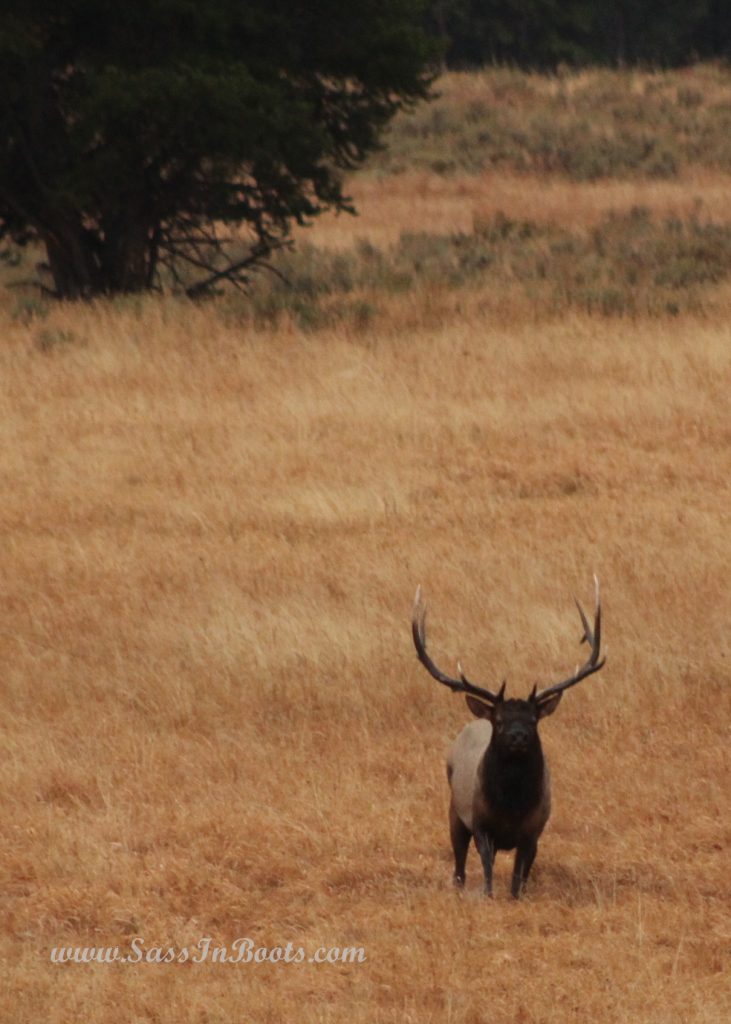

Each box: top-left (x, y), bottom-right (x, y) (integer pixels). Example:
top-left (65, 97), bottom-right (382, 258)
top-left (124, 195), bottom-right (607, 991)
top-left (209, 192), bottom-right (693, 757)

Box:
top-left (35, 327), bottom-right (78, 352)
top-left (370, 65), bottom-right (731, 180)
top-left (231, 208), bottom-right (731, 325)
top-left (11, 295), bottom-right (50, 323)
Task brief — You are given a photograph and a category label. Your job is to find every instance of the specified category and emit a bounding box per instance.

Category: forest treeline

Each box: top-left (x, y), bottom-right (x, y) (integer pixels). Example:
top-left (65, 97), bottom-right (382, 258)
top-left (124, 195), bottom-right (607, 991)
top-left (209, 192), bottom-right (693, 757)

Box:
top-left (426, 1), bottom-right (731, 68)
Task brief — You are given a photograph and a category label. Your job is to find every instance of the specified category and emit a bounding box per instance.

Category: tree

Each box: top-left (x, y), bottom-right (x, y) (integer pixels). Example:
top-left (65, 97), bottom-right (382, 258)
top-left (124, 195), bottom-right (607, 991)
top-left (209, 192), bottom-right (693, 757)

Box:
top-left (430, 0), bottom-right (594, 68)
top-left (426, 0), bottom-right (731, 69)
top-left (0, 1), bottom-right (436, 298)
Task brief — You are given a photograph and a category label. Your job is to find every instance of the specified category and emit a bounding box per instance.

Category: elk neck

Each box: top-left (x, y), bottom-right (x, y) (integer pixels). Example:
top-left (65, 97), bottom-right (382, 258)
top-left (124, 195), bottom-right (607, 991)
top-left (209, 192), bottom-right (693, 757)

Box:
top-left (482, 733), bottom-right (546, 815)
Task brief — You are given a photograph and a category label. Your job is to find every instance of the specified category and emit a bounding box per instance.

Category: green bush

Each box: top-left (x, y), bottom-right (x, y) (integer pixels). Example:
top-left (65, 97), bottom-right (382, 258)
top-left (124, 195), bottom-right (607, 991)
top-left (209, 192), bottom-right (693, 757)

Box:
top-left (234, 208), bottom-right (731, 326)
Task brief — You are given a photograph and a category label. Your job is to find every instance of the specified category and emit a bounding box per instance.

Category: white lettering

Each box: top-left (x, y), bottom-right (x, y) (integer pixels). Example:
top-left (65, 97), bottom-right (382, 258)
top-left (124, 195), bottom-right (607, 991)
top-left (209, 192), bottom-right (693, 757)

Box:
top-left (127, 937), bottom-right (143, 964)
top-left (97, 946), bottom-right (121, 964)
top-left (192, 938), bottom-right (212, 964)
top-left (231, 937), bottom-right (254, 964)
top-left (341, 946), bottom-right (366, 964)
top-left (48, 936), bottom-right (365, 966)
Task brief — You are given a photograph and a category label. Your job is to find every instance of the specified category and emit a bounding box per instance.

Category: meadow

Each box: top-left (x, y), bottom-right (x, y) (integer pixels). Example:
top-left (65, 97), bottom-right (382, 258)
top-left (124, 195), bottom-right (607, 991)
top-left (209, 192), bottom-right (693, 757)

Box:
top-left (1, 65), bottom-right (730, 1023)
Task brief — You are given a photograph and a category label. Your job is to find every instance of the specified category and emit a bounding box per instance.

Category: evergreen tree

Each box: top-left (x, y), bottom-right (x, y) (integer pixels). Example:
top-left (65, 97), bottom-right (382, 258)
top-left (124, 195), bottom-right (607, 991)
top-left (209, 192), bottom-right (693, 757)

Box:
top-left (430, 0), bottom-right (730, 68)
top-left (0, 1), bottom-right (435, 297)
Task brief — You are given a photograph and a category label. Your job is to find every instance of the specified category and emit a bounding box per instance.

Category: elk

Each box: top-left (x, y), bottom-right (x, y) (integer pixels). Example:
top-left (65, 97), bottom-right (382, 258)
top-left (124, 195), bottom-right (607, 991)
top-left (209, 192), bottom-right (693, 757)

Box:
top-left (412, 578), bottom-right (605, 898)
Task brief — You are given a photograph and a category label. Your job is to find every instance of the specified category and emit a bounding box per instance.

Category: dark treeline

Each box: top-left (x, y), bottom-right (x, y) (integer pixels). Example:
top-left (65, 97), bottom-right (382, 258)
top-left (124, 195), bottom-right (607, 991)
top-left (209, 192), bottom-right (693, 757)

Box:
top-left (426, 0), bottom-right (731, 68)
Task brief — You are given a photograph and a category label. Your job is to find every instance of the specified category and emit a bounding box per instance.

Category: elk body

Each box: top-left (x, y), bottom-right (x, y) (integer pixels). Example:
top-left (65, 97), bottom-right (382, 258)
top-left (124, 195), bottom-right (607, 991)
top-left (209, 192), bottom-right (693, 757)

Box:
top-left (412, 579), bottom-right (605, 898)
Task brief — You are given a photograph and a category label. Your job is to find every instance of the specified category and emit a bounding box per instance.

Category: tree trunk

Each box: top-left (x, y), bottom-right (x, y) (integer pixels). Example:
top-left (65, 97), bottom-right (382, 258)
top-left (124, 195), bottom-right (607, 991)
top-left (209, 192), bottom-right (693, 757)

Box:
top-left (42, 214), bottom-right (156, 298)
top-left (43, 220), bottom-right (101, 299)
top-left (100, 217), bottom-right (155, 293)
top-left (613, 2), bottom-right (629, 66)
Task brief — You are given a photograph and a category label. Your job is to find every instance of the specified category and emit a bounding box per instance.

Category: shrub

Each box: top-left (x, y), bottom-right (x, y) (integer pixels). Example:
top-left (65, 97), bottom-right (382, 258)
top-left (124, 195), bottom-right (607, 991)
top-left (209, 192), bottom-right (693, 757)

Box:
top-left (371, 65), bottom-right (731, 180)
top-left (232, 208), bottom-right (731, 327)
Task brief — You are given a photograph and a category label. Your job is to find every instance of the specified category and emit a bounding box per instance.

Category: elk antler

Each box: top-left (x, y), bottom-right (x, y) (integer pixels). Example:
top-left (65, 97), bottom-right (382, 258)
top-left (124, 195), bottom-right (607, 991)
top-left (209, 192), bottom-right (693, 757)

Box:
top-left (533, 575), bottom-right (605, 708)
top-left (412, 586), bottom-right (504, 706)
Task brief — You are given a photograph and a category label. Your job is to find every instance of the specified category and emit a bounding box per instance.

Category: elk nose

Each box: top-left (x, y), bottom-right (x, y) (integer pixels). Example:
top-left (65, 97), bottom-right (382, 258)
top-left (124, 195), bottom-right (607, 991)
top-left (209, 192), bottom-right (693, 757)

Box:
top-left (508, 727), bottom-right (530, 749)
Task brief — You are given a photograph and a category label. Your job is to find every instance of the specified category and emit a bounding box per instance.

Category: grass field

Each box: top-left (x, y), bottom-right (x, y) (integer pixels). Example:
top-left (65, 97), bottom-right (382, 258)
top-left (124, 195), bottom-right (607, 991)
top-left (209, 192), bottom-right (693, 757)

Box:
top-left (1, 65), bottom-right (730, 1023)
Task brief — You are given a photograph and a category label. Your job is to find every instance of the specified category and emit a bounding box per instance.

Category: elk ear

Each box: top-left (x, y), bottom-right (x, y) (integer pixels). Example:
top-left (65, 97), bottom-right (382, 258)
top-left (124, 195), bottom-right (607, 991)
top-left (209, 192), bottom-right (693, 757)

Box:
top-left (465, 695), bottom-right (494, 719)
top-left (536, 692), bottom-right (563, 719)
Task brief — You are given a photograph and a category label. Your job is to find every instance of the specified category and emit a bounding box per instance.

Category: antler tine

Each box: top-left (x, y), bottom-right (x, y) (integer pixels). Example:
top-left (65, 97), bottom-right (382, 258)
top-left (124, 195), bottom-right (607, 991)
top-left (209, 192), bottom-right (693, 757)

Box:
top-left (412, 587), bottom-right (501, 704)
top-left (575, 574), bottom-right (601, 648)
top-left (534, 575), bottom-right (606, 705)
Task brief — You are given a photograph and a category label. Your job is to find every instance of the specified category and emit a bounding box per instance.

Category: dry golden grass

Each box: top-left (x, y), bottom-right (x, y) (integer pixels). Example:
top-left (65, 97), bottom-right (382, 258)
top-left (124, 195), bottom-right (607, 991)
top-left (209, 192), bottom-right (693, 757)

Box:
top-left (2, 66), bottom-right (731, 1024)
top-left (2, 295), bottom-right (729, 1023)
top-left (307, 170), bottom-right (731, 249)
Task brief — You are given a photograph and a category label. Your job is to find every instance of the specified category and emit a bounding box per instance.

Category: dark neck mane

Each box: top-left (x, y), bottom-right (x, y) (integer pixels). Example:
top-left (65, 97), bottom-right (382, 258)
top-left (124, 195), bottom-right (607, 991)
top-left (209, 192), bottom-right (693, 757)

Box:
top-left (483, 739), bottom-right (545, 816)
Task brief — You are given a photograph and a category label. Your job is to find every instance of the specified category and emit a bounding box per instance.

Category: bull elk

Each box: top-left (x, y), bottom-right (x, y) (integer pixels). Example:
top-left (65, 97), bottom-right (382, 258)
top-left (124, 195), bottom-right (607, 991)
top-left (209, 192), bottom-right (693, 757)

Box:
top-left (412, 578), bottom-right (605, 898)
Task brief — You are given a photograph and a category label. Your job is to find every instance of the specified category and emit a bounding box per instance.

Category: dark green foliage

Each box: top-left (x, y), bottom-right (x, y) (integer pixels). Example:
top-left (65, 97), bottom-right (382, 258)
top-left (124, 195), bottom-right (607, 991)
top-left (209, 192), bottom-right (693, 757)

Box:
top-left (426, 0), bottom-right (596, 69)
top-left (426, 0), bottom-right (731, 69)
top-left (0, 1), bottom-right (435, 297)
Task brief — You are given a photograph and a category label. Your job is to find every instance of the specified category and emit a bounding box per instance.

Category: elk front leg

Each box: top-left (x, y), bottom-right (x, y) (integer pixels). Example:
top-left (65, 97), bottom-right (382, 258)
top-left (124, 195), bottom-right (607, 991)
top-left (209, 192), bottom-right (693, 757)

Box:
top-left (473, 828), bottom-right (496, 897)
top-left (511, 837), bottom-right (538, 899)
top-left (449, 801), bottom-right (471, 888)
